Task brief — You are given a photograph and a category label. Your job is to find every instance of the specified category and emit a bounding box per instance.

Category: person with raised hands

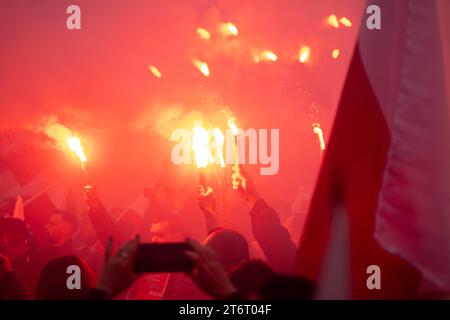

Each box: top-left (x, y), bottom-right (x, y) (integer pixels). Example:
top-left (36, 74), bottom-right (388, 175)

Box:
top-left (231, 166), bottom-right (297, 274)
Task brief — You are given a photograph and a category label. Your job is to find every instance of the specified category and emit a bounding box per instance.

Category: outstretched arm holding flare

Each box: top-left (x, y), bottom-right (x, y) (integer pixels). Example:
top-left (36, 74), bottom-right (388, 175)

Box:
top-left (198, 185), bottom-right (221, 235)
top-left (232, 166), bottom-right (297, 274)
top-left (84, 185), bottom-right (124, 250)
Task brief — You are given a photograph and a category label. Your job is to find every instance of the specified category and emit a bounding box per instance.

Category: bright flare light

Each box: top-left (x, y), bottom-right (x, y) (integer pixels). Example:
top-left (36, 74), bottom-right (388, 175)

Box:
top-left (228, 119), bottom-right (239, 135)
top-left (220, 22), bottom-right (238, 37)
top-left (299, 46), bottom-right (311, 64)
top-left (193, 59), bottom-right (210, 77)
top-left (327, 14), bottom-right (339, 28)
top-left (213, 128), bottom-right (226, 168)
top-left (332, 49), bottom-right (340, 59)
top-left (339, 17), bottom-right (352, 27)
top-left (254, 50), bottom-right (278, 63)
top-left (68, 136), bottom-right (87, 163)
top-left (196, 27), bottom-right (211, 40)
top-left (192, 125), bottom-right (213, 168)
top-left (148, 65), bottom-right (162, 78)
top-left (313, 123), bottom-right (325, 151)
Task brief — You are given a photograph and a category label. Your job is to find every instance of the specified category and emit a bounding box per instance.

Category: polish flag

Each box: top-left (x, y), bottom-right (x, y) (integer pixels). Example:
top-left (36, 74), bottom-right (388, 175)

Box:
top-left (298, 0), bottom-right (450, 299)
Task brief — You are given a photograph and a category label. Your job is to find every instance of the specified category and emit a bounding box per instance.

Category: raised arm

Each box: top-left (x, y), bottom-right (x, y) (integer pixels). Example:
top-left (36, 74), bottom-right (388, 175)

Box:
top-left (198, 185), bottom-right (221, 235)
top-left (84, 185), bottom-right (123, 249)
top-left (232, 166), bottom-right (297, 274)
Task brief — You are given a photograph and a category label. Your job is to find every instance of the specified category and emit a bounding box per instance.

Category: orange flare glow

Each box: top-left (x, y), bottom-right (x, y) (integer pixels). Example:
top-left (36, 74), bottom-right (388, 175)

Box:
top-left (196, 27), bottom-right (211, 40)
top-left (228, 120), bottom-right (239, 135)
top-left (213, 128), bottom-right (225, 168)
top-left (313, 123), bottom-right (325, 151)
top-left (68, 136), bottom-right (87, 163)
top-left (193, 59), bottom-right (210, 77)
top-left (220, 22), bottom-right (238, 37)
top-left (339, 17), bottom-right (352, 27)
top-left (327, 14), bottom-right (339, 28)
top-left (148, 65), bottom-right (162, 78)
top-left (192, 124), bottom-right (213, 168)
top-left (299, 46), bottom-right (311, 64)
top-left (332, 49), bottom-right (340, 59)
top-left (44, 121), bottom-right (88, 163)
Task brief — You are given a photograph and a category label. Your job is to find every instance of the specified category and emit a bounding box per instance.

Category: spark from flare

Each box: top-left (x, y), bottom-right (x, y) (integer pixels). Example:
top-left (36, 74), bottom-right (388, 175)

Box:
top-left (327, 14), bottom-right (339, 28)
top-left (224, 111), bottom-right (240, 187)
top-left (220, 22), bottom-right (238, 37)
top-left (313, 123), bottom-right (325, 151)
top-left (299, 46), bottom-right (311, 64)
top-left (148, 65), bottom-right (162, 78)
top-left (196, 27), bottom-right (211, 40)
top-left (254, 50), bottom-right (278, 63)
top-left (339, 17), bottom-right (352, 27)
top-left (193, 59), bottom-right (210, 77)
top-left (332, 49), bottom-right (340, 59)
top-left (68, 136), bottom-right (87, 163)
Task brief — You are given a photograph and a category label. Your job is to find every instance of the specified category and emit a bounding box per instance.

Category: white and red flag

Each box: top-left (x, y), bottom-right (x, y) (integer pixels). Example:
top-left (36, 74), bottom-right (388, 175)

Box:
top-left (298, 0), bottom-right (450, 299)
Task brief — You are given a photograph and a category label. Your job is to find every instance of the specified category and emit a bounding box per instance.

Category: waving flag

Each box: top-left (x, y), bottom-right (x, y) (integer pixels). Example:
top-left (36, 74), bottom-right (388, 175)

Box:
top-left (298, 0), bottom-right (450, 299)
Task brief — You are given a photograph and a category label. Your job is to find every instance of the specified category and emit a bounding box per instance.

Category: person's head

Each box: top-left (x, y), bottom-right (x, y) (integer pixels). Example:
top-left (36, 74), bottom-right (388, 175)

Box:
top-left (229, 260), bottom-right (274, 299)
top-left (0, 217), bottom-right (29, 260)
top-left (45, 210), bottom-right (78, 246)
top-left (204, 229), bottom-right (250, 270)
top-left (150, 217), bottom-right (184, 243)
top-left (36, 255), bottom-right (96, 300)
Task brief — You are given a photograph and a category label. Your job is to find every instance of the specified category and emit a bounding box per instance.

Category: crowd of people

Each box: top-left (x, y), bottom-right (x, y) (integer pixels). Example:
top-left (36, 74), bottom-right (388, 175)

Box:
top-left (0, 166), bottom-right (313, 300)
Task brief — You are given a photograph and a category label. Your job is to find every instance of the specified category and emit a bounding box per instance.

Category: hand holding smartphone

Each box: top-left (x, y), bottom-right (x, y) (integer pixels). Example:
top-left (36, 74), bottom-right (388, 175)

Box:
top-left (133, 242), bottom-right (194, 273)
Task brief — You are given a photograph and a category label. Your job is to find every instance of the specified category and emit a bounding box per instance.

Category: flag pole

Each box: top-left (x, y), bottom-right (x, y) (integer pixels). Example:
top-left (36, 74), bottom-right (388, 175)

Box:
top-left (23, 173), bottom-right (69, 207)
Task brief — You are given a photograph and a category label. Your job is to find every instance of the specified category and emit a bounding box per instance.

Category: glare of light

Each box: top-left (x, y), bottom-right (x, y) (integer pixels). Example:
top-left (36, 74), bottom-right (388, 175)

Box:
top-left (193, 59), bottom-right (210, 77)
top-left (68, 136), bottom-right (87, 163)
top-left (228, 119), bottom-right (239, 135)
top-left (196, 27), bottom-right (211, 40)
top-left (192, 125), bottom-right (212, 168)
top-left (312, 123), bottom-right (325, 151)
top-left (327, 14), bottom-right (339, 28)
top-left (254, 50), bottom-right (278, 63)
top-left (299, 46), bottom-right (311, 64)
top-left (213, 128), bottom-right (225, 167)
top-left (148, 65), bottom-right (162, 78)
top-left (332, 49), bottom-right (340, 59)
top-left (220, 22), bottom-right (238, 37)
top-left (339, 17), bottom-right (352, 27)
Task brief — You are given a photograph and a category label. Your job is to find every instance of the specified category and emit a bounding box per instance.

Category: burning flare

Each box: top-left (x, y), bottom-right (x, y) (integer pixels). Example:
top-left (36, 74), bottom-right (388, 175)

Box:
top-left (196, 27), bottom-right (211, 40)
top-left (192, 125), bottom-right (213, 168)
top-left (193, 59), bottom-right (210, 77)
top-left (228, 119), bottom-right (238, 136)
top-left (226, 113), bottom-right (240, 188)
top-left (213, 128), bottom-right (225, 168)
top-left (68, 136), bottom-right (87, 163)
top-left (327, 14), bottom-right (339, 28)
top-left (220, 22), bottom-right (238, 37)
top-left (43, 121), bottom-right (88, 163)
top-left (313, 123), bottom-right (325, 151)
top-left (148, 65), bottom-right (162, 78)
top-left (299, 46), bottom-right (311, 64)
